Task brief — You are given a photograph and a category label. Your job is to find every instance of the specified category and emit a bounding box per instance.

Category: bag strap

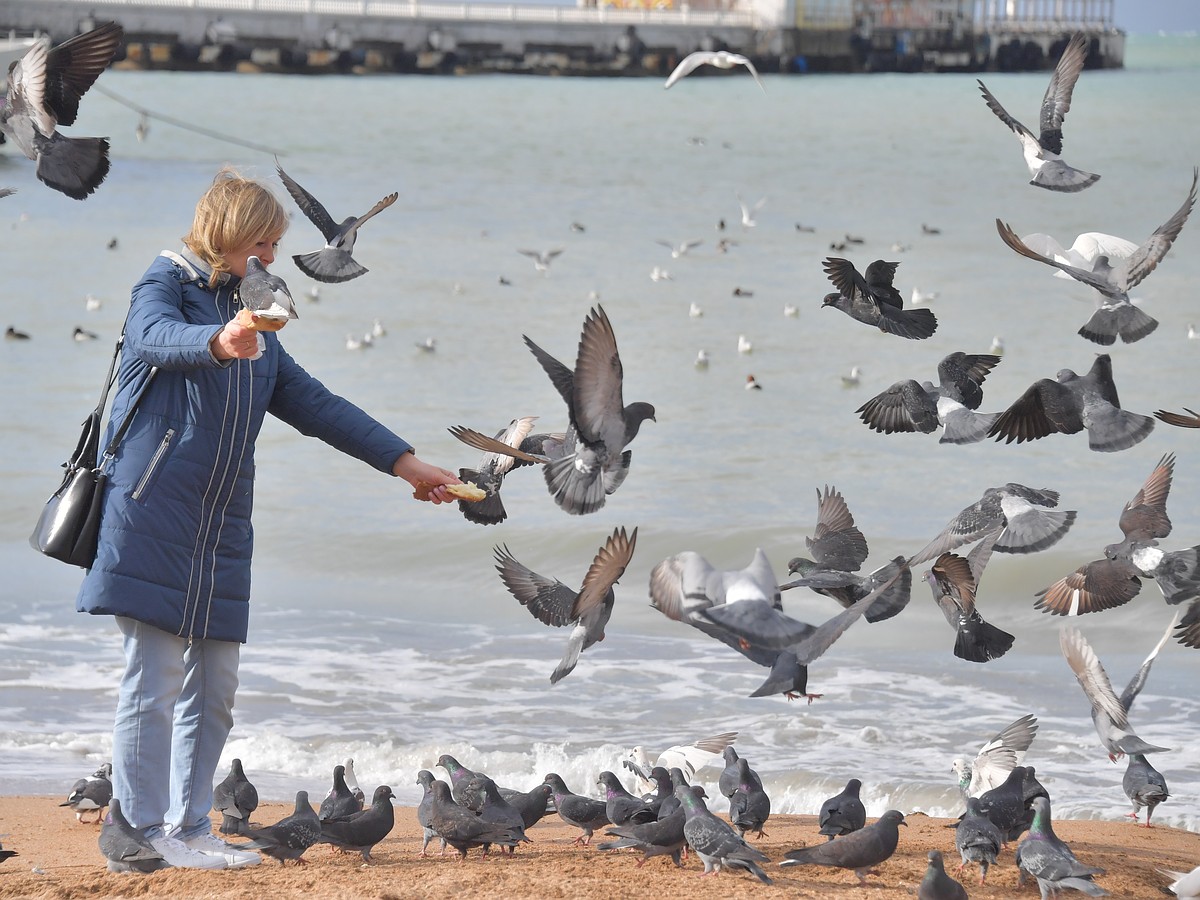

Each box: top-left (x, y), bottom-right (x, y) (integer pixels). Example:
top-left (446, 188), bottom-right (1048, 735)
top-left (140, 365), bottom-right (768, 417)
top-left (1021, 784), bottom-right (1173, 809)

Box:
top-left (96, 328), bottom-right (160, 467)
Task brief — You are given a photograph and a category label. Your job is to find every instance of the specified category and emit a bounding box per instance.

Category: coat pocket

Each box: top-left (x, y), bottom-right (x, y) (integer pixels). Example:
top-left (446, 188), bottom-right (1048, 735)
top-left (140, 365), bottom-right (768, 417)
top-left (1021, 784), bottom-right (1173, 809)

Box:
top-left (131, 428), bottom-right (176, 504)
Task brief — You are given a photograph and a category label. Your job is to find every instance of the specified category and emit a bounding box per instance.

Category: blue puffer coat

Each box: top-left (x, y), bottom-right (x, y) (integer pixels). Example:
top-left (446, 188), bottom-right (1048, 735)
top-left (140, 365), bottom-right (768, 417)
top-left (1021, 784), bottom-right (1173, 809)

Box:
top-left (76, 250), bottom-right (412, 642)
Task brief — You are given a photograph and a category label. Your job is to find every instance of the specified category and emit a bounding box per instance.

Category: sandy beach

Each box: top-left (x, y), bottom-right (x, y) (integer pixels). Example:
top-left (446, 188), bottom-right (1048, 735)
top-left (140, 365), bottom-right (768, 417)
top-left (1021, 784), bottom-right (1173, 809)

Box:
top-left (1, 797), bottom-right (1196, 899)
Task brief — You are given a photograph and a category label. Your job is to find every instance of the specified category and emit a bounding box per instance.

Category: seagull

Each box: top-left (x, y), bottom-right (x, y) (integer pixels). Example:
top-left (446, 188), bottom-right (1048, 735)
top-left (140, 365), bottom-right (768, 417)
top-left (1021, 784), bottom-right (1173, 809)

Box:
top-left (415, 337), bottom-right (437, 352)
top-left (736, 193), bottom-right (767, 228)
top-left (85, 293), bottom-right (102, 311)
top-left (922, 223), bottom-right (942, 235)
top-left (977, 31), bottom-right (1099, 192)
top-left (840, 366), bottom-right (862, 387)
top-left (663, 50), bottom-right (765, 92)
top-left (987, 353), bottom-right (1155, 452)
top-left (649, 266), bottom-right (672, 282)
top-left (345, 333), bottom-right (367, 350)
top-left (854, 351), bottom-right (1002, 444)
top-left (695, 349), bottom-right (710, 369)
top-left (656, 238), bottom-right (703, 258)
top-left (821, 257), bottom-right (938, 340)
top-left (737, 334), bottom-right (753, 354)
top-left (621, 733), bottom-right (738, 793)
top-left (0, 21), bottom-right (124, 199)
top-left (783, 304), bottom-right (799, 318)
top-left (911, 287), bottom-right (939, 305)
top-left (952, 714), bottom-right (1039, 800)
top-left (688, 302), bottom-right (704, 318)
top-left (518, 247), bottom-right (564, 273)
top-left (995, 170), bottom-right (1197, 344)
top-left (494, 526), bottom-right (636, 684)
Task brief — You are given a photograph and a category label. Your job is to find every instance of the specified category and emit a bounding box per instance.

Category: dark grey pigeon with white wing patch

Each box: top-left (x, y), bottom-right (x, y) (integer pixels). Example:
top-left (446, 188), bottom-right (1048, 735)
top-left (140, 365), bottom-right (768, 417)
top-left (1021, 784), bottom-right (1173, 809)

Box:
top-left (821, 258), bottom-right (937, 339)
top-left (99, 798), bottom-right (170, 873)
top-left (61, 761), bottom-right (112, 824)
top-left (276, 162), bottom-right (397, 283)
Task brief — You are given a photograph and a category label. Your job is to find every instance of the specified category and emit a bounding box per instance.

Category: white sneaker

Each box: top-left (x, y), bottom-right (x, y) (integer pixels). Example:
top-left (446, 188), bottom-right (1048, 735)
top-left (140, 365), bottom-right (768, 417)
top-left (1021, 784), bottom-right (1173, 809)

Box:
top-left (182, 832), bottom-right (261, 869)
top-left (149, 835), bottom-right (228, 870)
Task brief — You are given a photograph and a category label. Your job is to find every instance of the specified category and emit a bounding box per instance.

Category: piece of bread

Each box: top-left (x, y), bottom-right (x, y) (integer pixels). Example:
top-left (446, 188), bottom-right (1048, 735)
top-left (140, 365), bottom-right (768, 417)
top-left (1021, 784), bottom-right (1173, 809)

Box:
top-left (413, 481), bottom-right (487, 502)
top-left (236, 308), bottom-right (288, 332)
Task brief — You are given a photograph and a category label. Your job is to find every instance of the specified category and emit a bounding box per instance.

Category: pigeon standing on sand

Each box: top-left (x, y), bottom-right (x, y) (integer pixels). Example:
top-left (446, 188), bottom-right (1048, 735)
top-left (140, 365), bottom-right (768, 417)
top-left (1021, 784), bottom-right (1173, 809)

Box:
top-left (621, 732), bottom-right (738, 794)
top-left (0, 22), bottom-right (124, 199)
top-left (523, 306), bottom-right (655, 515)
top-left (499, 782), bottom-right (555, 829)
top-left (319, 764), bottom-right (363, 821)
top-left (238, 790), bottom-right (322, 865)
top-left (318, 785), bottom-right (396, 863)
top-left (460, 776), bottom-right (530, 852)
top-left (543, 773), bottom-right (610, 845)
top-left (342, 757), bottom-right (365, 804)
top-left (975, 766), bottom-right (1036, 843)
top-left (61, 761), bottom-right (112, 824)
top-left (213, 758), bottom-right (258, 835)
top-left (0, 839), bottom-right (15, 864)
top-left (821, 257), bottom-right (938, 340)
top-left (1060, 622), bottom-right (1173, 761)
top-left (436, 754), bottom-right (484, 807)
top-left (781, 809), bottom-right (907, 885)
top-left (99, 797), bottom-right (170, 873)
top-left (1122, 753), bottom-right (1169, 827)
top-left (728, 758), bottom-right (770, 838)
top-left (597, 799), bottom-right (689, 867)
top-left (952, 713), bottom-right (1039, 799)
top-left (675, 785), bottom-right (772, 883)
top-left (977, 32), bottom-right (1099, 192)
top-left (925, 531), bottom-right (1016, 662)
top-left (494, 526), bottom-right (637, 684)
top-left (1016, 796), bottom-right (1109, 898)
top-left (955, 796), bottom-right (1004, 884)
top-left (426, 780), bottom-right (524, 859)
top-left (919, 849), bottom-right (969, 900)
top-left (818, 778), bottom-right (867, 840)
top-left (597, 771), bottom-right (655, 827)
top-left (718, 746), bottom-right (743, 798)
top-left (416, 770), bottom-right (447, 857)
top-left (987, 354), bottom-right (1154, 453)
top-left (995, 169), bottom-right (1196, 345)
top-left (275, 162), bottom-right (397, 283)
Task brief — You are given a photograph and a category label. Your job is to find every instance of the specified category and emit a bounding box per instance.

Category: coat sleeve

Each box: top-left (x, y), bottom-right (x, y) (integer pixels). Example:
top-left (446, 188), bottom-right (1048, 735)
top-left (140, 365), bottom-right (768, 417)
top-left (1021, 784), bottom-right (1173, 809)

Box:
top-left (125, 269), bottom-right (228, 370)
top-left (268, 343), bottom-right (413, 474)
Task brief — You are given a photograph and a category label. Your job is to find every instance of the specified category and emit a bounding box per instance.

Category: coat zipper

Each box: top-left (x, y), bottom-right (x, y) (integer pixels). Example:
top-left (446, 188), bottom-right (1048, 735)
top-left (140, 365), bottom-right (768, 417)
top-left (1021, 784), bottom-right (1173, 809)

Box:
top-left (131, 428), bottom-right (175, 500)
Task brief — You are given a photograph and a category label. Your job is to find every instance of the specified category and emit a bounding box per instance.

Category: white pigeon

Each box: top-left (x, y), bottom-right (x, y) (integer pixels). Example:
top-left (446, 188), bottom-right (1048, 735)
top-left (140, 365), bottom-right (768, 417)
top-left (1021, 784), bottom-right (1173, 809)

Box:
top-left (951, 714), bottom-right (1039, 799)
top-left (621, 733), bottom-right (739, 794)
top-left (342, 757), bottom-right (365, 803)
top-left (663, 50), bottom-right (765, 92)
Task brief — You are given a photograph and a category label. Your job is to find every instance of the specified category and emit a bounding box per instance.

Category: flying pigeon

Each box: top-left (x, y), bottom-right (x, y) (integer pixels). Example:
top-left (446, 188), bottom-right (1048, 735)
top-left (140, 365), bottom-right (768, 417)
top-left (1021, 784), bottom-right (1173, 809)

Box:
top-left (781, 809), bottom-right (907, 885)
top-left (1177, 599), bottom-right (1200, 650)
top-left (238, 790), bottom-right (323, 865)
top-left (449, 417), bottom-right (564, 526)
top-left (0, 22), bottom-right (123, 199)
top-left (318, 785), bottom-right (396, 863)
top-left (1060, 622), bottom-right (1173, 761)
top-left (1037, 454), bottom-right (1200, 615)
top-left (543, 772), bottom-right (610, 845)
top-left (99, 798), bottom-right (169, 873)
top-left (319, 764), bottom-right (363, 821)
top-left (977, 32), bottom-right (1099, 192)
top-left (675, 785), bottom-right (772, 883)
top-left (664, 51), bottom-right (765, 91)
top-left (952, 713), bottom-right (1039, 799)
top-left (1123, 753), bottom-right (1169, 827)
top-left (855, 352), bottom-right (1002, 444)
top-left (1016, 796), bottom-right (1109, 898)
top-left (821, 257), bottom-right (938, 340)
top-left (924, 532), bottom-right (1016, 663)
top-left (276, 162), bottom-right (397, 283)
top-left (919, 849), bottom-right (969, 900)
top-left (987, 353), bottom-right (1154, 453)
top-left (818, 778), bottom-right (867, 840)
top-left (60, 761), bottom-right (112, 824)
top-left (621, 732), bottom-right (738, 794)
top-left (494, 525), bottom-right (637, 684)
top-left (213, 758), bottom-right (259, 835)
top-left (955, 796), bottom-right (1004, 885)
top-left (995, 170), bottom-right (1196, 345)
top-left (523, 306), bottom-right (655, 515)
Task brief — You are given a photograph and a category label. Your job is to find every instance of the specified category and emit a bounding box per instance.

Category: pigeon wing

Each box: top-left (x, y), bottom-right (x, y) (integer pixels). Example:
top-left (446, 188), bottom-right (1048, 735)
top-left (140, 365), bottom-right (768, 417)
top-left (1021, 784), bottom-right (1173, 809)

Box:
top-left (338, 192), bottom-right (398, 244)
top-left (822, 257), bottom-right (870, 304)
top-left (977, 79), bottom-right (1037, 144)
top-left (572, 526), bottom-right (637, 621)
top-left (863, 259), bottom-right (903, 308)
top-left (448, 424), bottom-right (550, 466)
top-left (1118, 615), bottom-right (1177, 712)
top-left (493, 544), bottom-right (580, 627)
top-left (1035, 557), bottom-right (1142, 615)
top-left (1060, 626), bottom-right (1131, 728)
top-left (938, 352), bottom-right (1002, 410)
top-left (1119, 453), bottom-right (1174, 542)
top-left (989, 377), bottom-right (1082, 443)
top-left (275, 163), bottom-right (341, 240)
top-left (523, 334), bottom-right (575, 410)
top-left (807, 485), bottom-right (869, 572)
top-left (43, 22), bottom-right (123, 127)
top-left (1038, 32), bottom-right (1087, 154)
top-left (571, 306), bottom-right (627, 445)
top-left (789, 564), bottom-right (907, 664)
top-left (1115, 167), bottom-right (1197, 291)
top-left (857, 379), bottom-right (938, 434)
top-left (1154, 408), bottom-right (1200, 428)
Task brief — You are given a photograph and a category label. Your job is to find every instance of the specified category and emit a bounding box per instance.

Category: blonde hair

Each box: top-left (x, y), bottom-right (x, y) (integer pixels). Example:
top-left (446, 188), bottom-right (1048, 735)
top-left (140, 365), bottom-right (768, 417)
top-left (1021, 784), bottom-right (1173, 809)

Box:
top-left (183, 166), bottom-right (289, 286)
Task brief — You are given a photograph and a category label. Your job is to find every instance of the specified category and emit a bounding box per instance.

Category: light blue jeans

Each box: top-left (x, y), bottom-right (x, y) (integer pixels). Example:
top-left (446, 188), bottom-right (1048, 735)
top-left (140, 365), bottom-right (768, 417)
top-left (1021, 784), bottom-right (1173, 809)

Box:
top-left (112, 616), bottom-right (241, 840)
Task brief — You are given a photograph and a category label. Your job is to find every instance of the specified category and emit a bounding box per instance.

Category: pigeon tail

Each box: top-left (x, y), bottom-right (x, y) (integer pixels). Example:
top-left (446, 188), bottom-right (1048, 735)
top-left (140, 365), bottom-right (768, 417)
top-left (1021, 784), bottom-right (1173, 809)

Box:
top-left (1154, 547), bottom-right (1200, 605)
top-left (550, 626), bottom-right (585, 685)
top-left (543, 453), bottom-right (605, 515)
top-left (457, 468), bottom-right (507, 526)
top-left (35, 134), bottom-right (110, 200)
top-left (748, 651), bottom-right (806, 698)
top-left (954, 615), bottom-right (1016, 663)
top-left (940, 410), bottom-right (1000, 445)
top-left (1086, 407), bottom-right (1154, 453)
top-left (1031, 163), bottom-right (1101, 193)
top-left (996, 509), bottom-right (1076, 554)
top-left (1114, 735), bottom-right (1171, 756)
top-left (219, 814), bottom-right (247, 836)
top-left (292, 248), bottom-right (368, 284)
top-left (882, 307), bottom-right (938, 340)
top-left (1050, 876), bottom-right (1110, 896)
top-left (1077, 306), bottom-right (1159, 346)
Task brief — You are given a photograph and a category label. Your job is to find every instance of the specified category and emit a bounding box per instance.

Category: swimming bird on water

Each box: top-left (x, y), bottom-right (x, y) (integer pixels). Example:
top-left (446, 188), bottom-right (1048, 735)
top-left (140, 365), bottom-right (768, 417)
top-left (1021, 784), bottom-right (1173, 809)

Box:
top-left (737, 334), bottom-right (753, 354)
top-left (745, 374), bottom-right (762, 391)
top-left (695, 349), bottom-right (710, 369)
top-left (841, 366), bottom-right (861, 387)
top-left (664, 50), bottom-right (765, 92)
top-left (977, 31), bottom-right (1099, 192)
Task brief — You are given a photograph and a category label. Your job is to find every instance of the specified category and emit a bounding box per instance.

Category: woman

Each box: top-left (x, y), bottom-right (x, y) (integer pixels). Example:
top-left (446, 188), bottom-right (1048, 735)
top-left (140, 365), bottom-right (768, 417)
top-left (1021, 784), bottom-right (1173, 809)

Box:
top-left (76, 167), bottom-right (459, 870)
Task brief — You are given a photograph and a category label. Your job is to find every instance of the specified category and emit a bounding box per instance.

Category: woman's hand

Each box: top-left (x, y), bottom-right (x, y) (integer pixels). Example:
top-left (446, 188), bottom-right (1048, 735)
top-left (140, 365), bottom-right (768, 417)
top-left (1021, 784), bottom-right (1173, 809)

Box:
top-left (210, 319), bottom-right (260, 360)
top-left (393, 452), bottom-right (462, 504)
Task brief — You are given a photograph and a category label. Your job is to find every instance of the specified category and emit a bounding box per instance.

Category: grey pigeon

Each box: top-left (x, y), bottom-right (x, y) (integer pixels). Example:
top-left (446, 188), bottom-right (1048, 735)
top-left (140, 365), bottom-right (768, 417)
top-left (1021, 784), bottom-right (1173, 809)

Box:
top-left (780, 486), bottom-right (912, 624)
top-left (276, 161), bottom-right (397, 283)
top-left (1016, 796), bottom-right (1109, 898)
top-left (952, 713), bottom-right (1039, 799)
top-left (318, 785), bottom-right (396, 863)
top-left (995, 169), bottom-right (1196, 344)
top-left (1123, 753), bottom-right (1169, 827)
top-left (213, 757), bottom-right (258, 835)
top-left (821, 257), bottom-right (938, 339)
top-left (977, 32), bottom-right (1099, 192)
top-left (1155, 407), bottom-right (1200, 429)
top-left (781, 809), bottom-right (907, 885)
top-left (523, 305), bottom-right (655, 514)
top-left (919, 849), bottom-right (969, 900)
top-left (416, 770), bottom-right (447, 857)
top-left (1060, 622), bottom-right (1173, 761)
top-left (987, 353), bottom-right (1154, 453)
top-left (654, 767), bottom-right (696, 820)
top-left (675, 784), bottom-right (772, 884)
top-left (856, 352), bottom-right (1002, 444)
top-left (238, 790), bottom-right (322, 865)
top-left (426, 779), bottom-right (524, 859)
top-left (460, 775), bottom-right (529, 854)
top-left (319, 764), bottom-right (362, 821)
top-left (638, 766), bottom-right (673, 816)
top-left (436, 754), bottom-right (484, 808)
top-left (449, 417), bottom-right (563, 525)
top-left (99, 797), bottom-right (169, 874)
top-left (597, 770), bottom-right (655, 827)
top-left (0, 22), bottom-right (123, 199)
top-left (924, 531), bottom-right (1016, 663)
top-left (1038, 455), bottom-right (1200, 615)
top-left (818, 778), bottom-right (867, 840)
top-left (728, 758), bottom-right (770, 838)
top-left (910, 483), bottom-right (1077, 567)
top-left (717, 747), bottom-right (743, 799)
top-left (597, 802), bottom-right (688, 867)
top-left (237, 255), bottom-right (298, 327)
top-left (60, 761), bottom-right (112, 824)
top-left (956, 796), bottom-right (1004, 884)
top-left (976, 764), bottom-right (1044, 843)
top-left (0, 838), bottom-right (15, 864)
top-left (498, 782), bottom-right (555, 829)
top-left (543, 772), bottom-right (609, 845)
top-left (494, 526), bottom-right (637, 684)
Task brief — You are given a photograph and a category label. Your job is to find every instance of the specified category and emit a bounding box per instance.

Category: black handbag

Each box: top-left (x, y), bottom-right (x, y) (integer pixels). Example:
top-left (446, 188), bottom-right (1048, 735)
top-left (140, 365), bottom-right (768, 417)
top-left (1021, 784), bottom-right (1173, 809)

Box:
top-left (30, 334), bottom-right (158, 568)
